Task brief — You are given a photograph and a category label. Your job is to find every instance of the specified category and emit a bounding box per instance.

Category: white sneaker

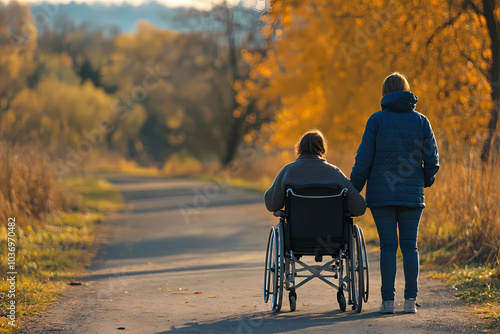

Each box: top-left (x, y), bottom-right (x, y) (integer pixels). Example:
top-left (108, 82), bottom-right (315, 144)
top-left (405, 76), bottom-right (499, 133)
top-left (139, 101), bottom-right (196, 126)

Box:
top-left (380, 300), bottom-right (394, 314)
top-left (404, 298), bottom-right (417, 313)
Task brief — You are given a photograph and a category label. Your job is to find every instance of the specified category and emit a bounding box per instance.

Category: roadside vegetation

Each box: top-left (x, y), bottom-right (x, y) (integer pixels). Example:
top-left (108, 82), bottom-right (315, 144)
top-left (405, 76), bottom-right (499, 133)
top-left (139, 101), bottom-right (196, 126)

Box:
top-left (0, 142), bottom-right (123, 333)
top-left (420, 152), bottom-right (500, 329)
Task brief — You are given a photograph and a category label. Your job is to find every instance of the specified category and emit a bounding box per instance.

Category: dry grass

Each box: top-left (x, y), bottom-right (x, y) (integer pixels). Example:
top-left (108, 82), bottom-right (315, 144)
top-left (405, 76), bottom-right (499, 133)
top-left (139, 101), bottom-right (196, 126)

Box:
top-left (419, 151), bottom-right (500, 329)
top-left (0, 141), bottom-right (79, 230)
top-left (420, 154), bottom-right (500, 267)
top-left (0, 141), bottom-right (123, 332)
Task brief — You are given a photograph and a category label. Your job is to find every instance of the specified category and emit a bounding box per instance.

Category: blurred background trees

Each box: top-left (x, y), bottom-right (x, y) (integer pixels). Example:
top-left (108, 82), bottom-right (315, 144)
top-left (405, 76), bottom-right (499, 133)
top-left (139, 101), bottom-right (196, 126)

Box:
top-left (0, 1), bottom-right (37, 114)
top-left (1, 0), bottom-right (498, 170)
top-left (0, 0), bottom-right (268, 168)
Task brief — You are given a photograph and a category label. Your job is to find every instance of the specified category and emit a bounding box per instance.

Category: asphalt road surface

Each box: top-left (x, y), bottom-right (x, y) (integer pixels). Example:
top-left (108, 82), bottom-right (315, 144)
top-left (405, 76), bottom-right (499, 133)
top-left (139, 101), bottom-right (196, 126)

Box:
top-left (20, 175), bottom-right (487, 333)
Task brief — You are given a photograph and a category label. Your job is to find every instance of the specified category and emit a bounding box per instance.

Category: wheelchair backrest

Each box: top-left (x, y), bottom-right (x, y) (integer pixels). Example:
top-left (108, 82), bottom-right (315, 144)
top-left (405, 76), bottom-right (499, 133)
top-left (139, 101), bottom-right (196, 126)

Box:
top-left (285, 185), bottom-right (348, 254)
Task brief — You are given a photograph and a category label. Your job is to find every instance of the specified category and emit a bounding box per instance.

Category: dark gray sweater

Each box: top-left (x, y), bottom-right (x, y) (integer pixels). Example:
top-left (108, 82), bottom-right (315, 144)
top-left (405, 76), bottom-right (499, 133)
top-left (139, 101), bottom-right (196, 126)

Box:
top-left (264, 155), bottom-right (366, 216)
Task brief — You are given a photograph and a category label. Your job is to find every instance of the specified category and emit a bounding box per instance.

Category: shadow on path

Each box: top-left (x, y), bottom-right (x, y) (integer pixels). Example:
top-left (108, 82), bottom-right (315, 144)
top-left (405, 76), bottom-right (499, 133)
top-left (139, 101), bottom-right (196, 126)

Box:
top-left (80, 262), bottom-right (257, 282)
top-left (158, 309), bottom-right (408, 333)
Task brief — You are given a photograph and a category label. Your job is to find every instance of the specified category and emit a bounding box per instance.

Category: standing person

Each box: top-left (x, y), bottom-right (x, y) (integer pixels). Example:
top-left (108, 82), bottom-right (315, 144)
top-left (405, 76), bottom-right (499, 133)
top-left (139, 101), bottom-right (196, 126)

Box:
top-left (350, 73), bottom-right (439, 314)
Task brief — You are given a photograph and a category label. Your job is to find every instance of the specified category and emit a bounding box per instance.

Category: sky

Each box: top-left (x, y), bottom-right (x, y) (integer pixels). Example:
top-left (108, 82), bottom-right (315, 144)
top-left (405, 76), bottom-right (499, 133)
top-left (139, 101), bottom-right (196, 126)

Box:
top-left (7, 0), bottom-right (269, 11)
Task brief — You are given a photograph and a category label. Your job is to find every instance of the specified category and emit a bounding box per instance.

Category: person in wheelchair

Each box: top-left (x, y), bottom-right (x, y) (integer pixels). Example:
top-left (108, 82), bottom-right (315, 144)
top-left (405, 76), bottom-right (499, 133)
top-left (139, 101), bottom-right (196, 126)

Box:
top-left (262, 129), bottom-right (369, 313)
top-left (264, 130), bottom-right (366, 217)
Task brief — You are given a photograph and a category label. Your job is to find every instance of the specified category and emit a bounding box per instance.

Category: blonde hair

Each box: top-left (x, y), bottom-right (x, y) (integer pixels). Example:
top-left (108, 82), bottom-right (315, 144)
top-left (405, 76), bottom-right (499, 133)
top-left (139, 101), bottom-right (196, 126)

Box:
top-left (382, 72), bottom-right (411, 96)
top-left (295, 130), bottom-right (327, 157)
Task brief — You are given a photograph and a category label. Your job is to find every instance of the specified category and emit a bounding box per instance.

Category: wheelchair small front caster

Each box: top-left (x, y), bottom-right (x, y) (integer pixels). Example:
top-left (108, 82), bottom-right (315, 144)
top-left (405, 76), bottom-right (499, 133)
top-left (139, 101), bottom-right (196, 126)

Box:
top-left (338, 295), bottom-right (346, 312)
top-left (289, 290), bottom-right (297, 312)
top-left (337, 289), bottom-right (346, 312)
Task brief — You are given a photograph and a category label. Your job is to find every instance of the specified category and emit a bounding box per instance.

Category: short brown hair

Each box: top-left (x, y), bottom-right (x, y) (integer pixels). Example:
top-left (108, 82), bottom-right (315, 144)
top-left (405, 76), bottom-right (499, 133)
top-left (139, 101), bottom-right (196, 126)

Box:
top-left (296, 130), bottom-right (327, 157)
top-left (382, 72), bottom-right (411, 96)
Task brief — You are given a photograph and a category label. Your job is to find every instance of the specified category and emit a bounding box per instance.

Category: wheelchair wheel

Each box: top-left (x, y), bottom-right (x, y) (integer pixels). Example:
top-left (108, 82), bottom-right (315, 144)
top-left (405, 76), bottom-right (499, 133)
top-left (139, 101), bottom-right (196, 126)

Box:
top-left (272, 222), bottom-right (285, 312)
top-left (358, 227), bottom-right (369, 303)
top-left (353, 225), bottom-right (364, 313)
top-left (263, 227), bottom-right (275, 303)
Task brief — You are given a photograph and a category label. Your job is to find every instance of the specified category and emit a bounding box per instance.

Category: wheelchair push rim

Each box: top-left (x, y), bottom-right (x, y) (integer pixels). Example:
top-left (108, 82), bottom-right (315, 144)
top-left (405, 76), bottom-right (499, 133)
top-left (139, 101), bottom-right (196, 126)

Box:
top-left (359, 226), bottom-right (369, 303)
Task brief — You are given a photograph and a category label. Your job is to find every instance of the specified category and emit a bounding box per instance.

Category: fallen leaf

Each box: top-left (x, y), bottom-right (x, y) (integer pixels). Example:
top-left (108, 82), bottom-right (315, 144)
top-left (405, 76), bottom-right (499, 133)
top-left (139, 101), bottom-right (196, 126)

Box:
top-left (193, 291), bottom-right (202, 294)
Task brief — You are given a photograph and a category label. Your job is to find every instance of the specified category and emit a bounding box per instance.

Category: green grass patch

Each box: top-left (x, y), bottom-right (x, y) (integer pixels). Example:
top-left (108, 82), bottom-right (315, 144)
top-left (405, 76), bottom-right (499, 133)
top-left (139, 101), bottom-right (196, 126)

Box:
top-left (0, 177), bottom-right (123, 333)
top-left (201, 175), bottom-right (270, 194)
top-left (65, 176), bottom-right (124, 212)
top-left (446, 266), bottom-right (500, 329)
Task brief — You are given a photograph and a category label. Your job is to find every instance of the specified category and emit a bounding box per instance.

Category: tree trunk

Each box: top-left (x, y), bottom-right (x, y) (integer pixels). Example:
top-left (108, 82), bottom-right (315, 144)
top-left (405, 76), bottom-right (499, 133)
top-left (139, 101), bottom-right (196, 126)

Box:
top-left (480, 0), bottom-right (500, 162)
top-left (481, 92), bottom-right (500, 162)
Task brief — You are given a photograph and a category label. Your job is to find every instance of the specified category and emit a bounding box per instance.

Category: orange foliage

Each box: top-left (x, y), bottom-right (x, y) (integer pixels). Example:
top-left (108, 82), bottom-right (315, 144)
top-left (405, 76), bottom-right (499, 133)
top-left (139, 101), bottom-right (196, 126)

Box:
top-left (240, 0), bottom-right (495, 158)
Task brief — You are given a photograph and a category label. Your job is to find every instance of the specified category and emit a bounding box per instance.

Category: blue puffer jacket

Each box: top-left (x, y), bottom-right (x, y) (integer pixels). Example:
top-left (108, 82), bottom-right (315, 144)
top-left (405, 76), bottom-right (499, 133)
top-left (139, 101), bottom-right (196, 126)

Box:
top-left (350, 91), bottom-right (439, 208)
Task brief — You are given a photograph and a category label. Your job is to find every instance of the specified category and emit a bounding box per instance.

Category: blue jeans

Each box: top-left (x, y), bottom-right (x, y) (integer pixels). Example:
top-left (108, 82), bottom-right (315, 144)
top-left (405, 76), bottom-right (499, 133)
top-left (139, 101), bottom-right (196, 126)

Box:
top-left (370, 206), bottom-right (423, 301)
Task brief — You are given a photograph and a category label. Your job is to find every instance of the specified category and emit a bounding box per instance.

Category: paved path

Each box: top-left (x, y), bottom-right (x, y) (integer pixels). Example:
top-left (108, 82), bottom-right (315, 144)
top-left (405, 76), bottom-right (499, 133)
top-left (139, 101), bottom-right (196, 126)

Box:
top-left (20, 176), bottom-right (486, 333)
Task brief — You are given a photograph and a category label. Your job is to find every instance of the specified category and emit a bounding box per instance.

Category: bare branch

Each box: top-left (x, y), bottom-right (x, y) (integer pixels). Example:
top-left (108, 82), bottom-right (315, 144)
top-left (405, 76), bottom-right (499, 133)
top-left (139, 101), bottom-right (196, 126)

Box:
top-left (464, 0), bottom-right (484, 16)
top-left (426, 3), bottom-right (467, 47)
top-left (460, 51), bottom-right (489, 78)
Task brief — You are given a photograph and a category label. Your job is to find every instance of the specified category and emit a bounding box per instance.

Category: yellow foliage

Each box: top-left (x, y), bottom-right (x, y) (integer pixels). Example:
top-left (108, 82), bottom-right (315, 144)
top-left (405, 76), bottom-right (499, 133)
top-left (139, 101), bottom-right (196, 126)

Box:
top-left (162, 151), bottom-right (203, 176)
top-left (1, 77), bottom-right (114, 155)
top-left (0, 1), bottom-right (37, 109)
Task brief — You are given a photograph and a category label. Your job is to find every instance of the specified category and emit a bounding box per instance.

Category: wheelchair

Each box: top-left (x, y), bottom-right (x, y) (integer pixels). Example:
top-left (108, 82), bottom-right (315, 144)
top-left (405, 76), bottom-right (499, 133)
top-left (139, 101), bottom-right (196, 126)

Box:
top-left (263, 185), bottom-right (369, 313)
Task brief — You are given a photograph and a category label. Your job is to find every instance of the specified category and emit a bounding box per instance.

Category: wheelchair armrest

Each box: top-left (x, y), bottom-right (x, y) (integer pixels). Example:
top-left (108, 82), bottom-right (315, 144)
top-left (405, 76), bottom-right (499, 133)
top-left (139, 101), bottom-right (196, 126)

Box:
top-left (273, 210), bottom-right (286, 218)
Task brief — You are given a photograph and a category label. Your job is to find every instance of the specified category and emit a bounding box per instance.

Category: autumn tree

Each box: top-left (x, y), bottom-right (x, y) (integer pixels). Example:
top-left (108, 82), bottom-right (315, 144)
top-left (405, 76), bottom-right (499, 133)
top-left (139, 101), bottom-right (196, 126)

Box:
top-left (378, 0), bottom-right (496, 160)
top-left (0, 1), bottom-right (37, 114)
top-left (241, 0), bottom-right (498, 164)
top-left (37, 21), bottom-right (118, 90)
top-left (185, 2), bottom-right (270, 165)
top-left (239, 0), bottom-right (388, 156)
top-left (102, 16), bottom-right (268, 165)
top-left (1, 72), bottom-right (115, 157)
top-left (102, 21), bottom-right (194, 162)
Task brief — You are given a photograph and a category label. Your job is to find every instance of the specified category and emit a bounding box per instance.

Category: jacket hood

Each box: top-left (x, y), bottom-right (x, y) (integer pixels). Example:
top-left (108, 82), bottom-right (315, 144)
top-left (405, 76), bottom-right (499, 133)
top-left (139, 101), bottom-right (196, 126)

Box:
top-left (381, 90), bottom-right (418, 113)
